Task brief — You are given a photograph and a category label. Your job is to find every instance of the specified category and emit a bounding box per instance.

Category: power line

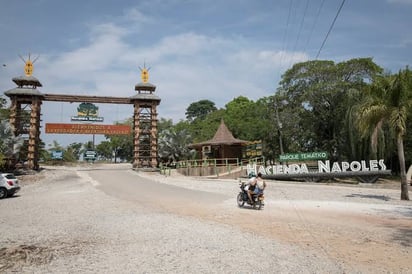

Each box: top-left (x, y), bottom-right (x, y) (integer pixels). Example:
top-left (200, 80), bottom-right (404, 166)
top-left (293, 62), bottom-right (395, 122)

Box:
top-left (315, 0), bottom-right (346, 59)
top-left (292, 0), bottom-right (310, 53)
top-left (279, 0), bottom-right (294, 71)
top-left (303, 0), bottom-right (326, 53)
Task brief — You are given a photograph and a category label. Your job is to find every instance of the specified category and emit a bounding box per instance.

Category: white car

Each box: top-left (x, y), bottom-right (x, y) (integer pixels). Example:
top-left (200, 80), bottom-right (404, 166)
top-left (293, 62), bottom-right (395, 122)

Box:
top-left (0, 173), bottom-right (21, 199)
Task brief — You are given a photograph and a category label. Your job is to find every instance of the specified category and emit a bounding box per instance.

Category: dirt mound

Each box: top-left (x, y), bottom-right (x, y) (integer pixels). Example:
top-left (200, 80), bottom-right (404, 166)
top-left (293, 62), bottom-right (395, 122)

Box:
top-left (0, 241), bottom-right (86, 272)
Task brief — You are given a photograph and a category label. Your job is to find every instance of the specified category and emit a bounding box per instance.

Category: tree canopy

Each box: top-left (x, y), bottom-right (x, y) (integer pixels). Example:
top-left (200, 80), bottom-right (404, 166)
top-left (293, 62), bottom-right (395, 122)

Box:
top-left (277, 58), bottom-right (384, 161)
top-left (356, 68), bottom-right (412, 200)
top-left (185, 99), bottom-right (217, 121)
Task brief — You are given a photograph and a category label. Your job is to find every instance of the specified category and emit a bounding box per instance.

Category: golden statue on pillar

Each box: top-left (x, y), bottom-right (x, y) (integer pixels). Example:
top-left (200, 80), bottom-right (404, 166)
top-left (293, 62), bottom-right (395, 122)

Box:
top-left (19, 54), bottom-right (39, 77)
top-left (139, 63), bottom-right (150, 83)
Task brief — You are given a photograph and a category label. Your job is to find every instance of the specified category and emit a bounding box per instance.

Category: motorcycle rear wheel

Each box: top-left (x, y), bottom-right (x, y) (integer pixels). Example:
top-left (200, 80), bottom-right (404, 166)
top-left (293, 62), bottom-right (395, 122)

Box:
top-left (237, 193), bottom-right (245, 207)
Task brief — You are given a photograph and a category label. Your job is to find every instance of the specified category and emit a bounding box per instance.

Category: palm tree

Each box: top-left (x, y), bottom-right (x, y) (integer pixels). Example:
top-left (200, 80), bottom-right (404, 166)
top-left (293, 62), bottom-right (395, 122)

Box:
top-left (357, 68), bottom-right (411, 200)
top-left (158, 128), bottom-right (193, 165)
top-left (0, 121), bottom-right (24, 169)
top-left (0, 121), bottom-right (24, 158)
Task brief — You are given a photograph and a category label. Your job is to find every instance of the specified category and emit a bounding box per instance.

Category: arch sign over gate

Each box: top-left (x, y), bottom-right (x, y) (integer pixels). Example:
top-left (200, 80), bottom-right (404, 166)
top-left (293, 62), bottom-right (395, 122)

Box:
top-left (45, 123), bottom-right (131, 135)
top-left (3, 59), bottom-right (160, 170)
top-left (45, 102), bottom-right (130, 135)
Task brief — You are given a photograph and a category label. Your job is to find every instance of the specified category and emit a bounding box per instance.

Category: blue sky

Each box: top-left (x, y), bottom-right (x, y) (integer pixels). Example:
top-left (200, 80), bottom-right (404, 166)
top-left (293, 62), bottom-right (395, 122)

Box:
top-left (1, 0), bottom-right (412, 147)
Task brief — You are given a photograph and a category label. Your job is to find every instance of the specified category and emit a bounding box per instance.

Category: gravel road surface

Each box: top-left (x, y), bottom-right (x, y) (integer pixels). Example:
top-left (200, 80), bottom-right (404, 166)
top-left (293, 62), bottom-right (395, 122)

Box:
top-left (0, 163), bottom-right (411, 273)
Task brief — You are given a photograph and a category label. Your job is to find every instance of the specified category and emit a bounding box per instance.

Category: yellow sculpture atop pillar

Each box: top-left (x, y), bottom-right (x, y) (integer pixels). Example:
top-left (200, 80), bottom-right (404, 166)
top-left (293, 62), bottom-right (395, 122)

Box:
top-left (139, 64), bottom-right (150, 83)
top-left (20, 54), bottom-right (39, 77)
top-left (24, 60), bottom-right (33, 76)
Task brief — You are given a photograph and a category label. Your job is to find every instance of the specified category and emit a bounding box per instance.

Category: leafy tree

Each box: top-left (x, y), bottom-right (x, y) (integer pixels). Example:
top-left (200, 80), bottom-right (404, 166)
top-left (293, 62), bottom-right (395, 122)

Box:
top-left (38, 140), bottom-right (51, 162)
top-left (63, 146), bottom-right (77, 162)
top-left (223, 96), bottom-right (268, 142)
top-left (83, 141), bottom-right (94, 151)
top-left (185, 99), bottom-right (217, 121)
top-left (48, 140), bottom-right (64, 151)
top-left (66, 142), bottom-right (83, 160)
top-left (108, 134), bottom-right (132, 162)
top-left (104, 118), bottom-right (133, 162)
top-left (188, 109), bottom-right (225, 143)
top-left (404, 109), bottom-right (412, 168)
top-left (357, 68), bottom-right (412, 200)
top-left (255, 95), bottom-right (283, 162)
top-left (0, 96), bottom-right (9, 121)
top-left (77, 103), bottom-right (98, 116)
top-left (96, 141), bottom-right (113, 160)
top-left (158, 118), bottom-right (174, 133)
top-left (277, 58), bottom-right (383, 160)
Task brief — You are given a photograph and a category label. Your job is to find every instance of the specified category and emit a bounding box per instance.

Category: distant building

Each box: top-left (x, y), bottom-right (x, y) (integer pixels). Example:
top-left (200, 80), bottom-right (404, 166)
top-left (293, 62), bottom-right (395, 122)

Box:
top-left (189, 120), bottom-right (249, 163)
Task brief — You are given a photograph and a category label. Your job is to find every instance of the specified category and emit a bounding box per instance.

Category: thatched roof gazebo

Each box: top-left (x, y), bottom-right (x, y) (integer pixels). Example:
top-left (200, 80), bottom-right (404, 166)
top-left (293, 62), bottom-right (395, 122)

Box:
top-left (189, 120), bottom-right (249, 162)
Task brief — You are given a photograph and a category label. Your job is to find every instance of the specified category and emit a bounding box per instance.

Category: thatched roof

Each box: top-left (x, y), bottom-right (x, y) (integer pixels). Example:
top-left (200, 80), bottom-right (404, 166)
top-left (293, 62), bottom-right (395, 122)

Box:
top-left (190, 120), bottom-right (249, 147)
top-left (135, 82), bottom-right (156, 92)
top-left (4, 74), bottom-right (44, 97)
top-left (4, 87), bottom-right (44, 97)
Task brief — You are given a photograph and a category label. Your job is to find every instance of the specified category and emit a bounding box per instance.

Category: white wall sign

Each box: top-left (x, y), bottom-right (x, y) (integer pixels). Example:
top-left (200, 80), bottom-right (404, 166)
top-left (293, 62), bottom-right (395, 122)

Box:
top-left (247, 159), bottom-right (387, 176)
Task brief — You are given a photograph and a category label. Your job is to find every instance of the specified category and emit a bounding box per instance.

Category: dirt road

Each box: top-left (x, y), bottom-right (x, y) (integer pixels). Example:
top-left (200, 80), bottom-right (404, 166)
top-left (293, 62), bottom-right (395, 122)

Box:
top-left (1, 163), bottom-right (411, 273)
top-left (134, 168), bottom-right (412, 273)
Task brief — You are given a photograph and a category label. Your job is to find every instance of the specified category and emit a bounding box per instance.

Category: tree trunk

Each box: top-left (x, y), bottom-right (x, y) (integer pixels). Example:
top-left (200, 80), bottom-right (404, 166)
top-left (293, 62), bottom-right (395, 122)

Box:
top-left (397, 136), bottom-right (409, 200)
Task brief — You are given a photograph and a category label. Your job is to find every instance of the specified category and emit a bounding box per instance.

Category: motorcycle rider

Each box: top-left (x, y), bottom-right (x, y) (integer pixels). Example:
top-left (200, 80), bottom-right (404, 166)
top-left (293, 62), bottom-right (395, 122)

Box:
top-left (246, 172), bottom-right (257, 204)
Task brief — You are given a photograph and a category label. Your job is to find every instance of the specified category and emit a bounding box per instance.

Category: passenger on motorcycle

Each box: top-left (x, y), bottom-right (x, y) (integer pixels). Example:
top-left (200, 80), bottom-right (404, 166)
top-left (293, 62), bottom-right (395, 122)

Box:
top-left (255, 172), bottom-right (266, 195)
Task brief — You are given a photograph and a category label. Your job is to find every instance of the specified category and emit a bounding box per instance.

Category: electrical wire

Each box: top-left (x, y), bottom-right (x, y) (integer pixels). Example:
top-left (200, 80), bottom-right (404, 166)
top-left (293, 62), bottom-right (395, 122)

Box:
top-left (286, 0), bottom-right (311, 71)
top-left (292, 0), bottom-right (310, 53)
top-left (315, 0), bottom-right (346, 59)
top-left (303, 0), bottom-right (326, 53)
top-left (279, 0), bottom-right (294, 71)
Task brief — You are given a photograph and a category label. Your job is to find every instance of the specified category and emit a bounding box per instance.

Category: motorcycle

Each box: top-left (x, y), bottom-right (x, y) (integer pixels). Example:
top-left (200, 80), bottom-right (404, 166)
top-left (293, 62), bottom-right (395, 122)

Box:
top-left (237, 182), bottom-right (264, 210)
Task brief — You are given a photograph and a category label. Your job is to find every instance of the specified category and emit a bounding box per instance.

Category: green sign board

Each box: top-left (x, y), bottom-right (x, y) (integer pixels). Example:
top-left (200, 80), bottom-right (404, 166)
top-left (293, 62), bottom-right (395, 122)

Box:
top-left (71, 103), bottom-right (104, 122)
top-left (242, 141), bottom-right (262, 159)
top-left (279, 151), bottom-right (328, 162)
top-left (84, 150), bottom-right (97, 160)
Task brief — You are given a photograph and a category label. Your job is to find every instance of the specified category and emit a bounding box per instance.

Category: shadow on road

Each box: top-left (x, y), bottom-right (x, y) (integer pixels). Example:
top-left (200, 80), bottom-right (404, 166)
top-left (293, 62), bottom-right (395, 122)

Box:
top-left (390, 227), bottom-right (412, 247)
top-left (345, 193), bottom-right (391, 201)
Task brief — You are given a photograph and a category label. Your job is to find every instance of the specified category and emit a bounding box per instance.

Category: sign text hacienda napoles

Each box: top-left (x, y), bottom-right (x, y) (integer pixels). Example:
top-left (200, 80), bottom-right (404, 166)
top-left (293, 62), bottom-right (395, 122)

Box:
top-left (247, 159), bottom-right (387, 176)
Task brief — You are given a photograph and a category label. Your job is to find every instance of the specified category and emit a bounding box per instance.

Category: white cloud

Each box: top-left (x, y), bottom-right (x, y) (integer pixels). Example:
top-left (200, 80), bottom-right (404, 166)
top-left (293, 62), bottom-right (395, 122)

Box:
top-left (47, 25), bottom-right (128, 73)
top-left (0, 7), bottom-right (310, 146)
top-left (123, 7), bottom-right (154, 24)
top-left (35, 25), bottom-right (303, 124)
top-left (229, 50), bottom-right (308, 71)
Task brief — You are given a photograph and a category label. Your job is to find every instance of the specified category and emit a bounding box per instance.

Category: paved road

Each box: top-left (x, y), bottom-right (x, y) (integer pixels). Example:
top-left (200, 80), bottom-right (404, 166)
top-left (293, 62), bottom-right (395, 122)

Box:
top-left (90, 167), bottom-right (228, 209)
